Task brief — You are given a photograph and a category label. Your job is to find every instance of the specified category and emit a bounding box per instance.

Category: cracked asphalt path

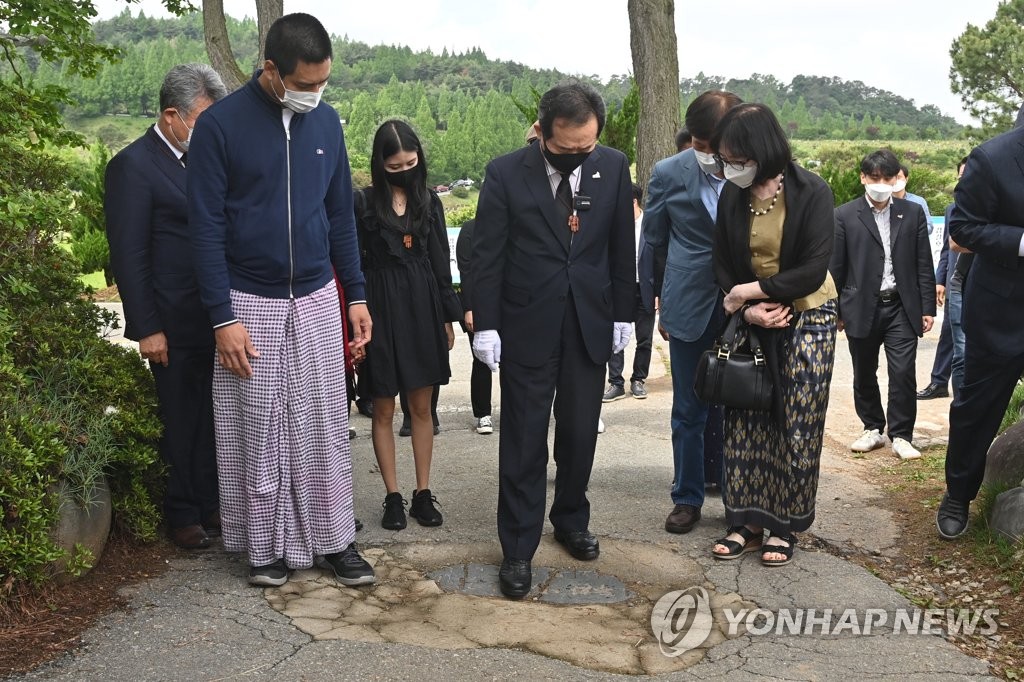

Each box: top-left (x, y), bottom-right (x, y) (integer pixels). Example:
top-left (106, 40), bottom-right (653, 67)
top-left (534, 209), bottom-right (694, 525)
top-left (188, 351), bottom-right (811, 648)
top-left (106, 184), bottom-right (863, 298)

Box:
top-left (10, 308), bottom-right (993, 680)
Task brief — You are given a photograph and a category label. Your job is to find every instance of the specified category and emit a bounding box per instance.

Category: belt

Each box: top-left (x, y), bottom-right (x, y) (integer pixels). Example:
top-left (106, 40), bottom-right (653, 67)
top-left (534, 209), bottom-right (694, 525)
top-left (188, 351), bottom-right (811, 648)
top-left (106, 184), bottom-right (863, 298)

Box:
top-left (878, 289), bottom-right (900, 304)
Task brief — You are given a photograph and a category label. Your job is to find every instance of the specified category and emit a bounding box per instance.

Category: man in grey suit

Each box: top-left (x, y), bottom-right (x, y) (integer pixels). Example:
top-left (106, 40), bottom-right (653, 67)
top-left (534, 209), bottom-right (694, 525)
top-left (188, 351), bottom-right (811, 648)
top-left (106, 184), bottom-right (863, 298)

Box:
top-left (643, 90), bottom-right (741, 535)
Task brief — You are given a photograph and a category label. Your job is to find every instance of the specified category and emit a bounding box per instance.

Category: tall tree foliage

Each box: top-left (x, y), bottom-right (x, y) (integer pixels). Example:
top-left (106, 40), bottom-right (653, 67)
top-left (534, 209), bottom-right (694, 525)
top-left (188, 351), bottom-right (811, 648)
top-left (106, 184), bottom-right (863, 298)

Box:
top-left (628, 0), bottom-right (680, 190)
top-left (949, 0), bottom-right (1024, 133)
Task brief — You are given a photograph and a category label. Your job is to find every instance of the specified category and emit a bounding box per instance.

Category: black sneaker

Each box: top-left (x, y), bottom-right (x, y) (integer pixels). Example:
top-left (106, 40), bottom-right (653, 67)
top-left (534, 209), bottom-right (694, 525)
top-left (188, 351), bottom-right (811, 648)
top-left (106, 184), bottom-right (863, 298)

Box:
top-left (409, 489), bottom-right (444, 526)
top-left (399, 423), bottom-right (412, 437)
top-left (630, 380), bottom-right (647, 399)
top-left (249, 558), bottom-right (288, 587)
top-left (319, 543), bottom-right (375, 586)
top-left (602, 384), bottom-right (626, 402)
top-left (382, 492), bottom-right (407, 530)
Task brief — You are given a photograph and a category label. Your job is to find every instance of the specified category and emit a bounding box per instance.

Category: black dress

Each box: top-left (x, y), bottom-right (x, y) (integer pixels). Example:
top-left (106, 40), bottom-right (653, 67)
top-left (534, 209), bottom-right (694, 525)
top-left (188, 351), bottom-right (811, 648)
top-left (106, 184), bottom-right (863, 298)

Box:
top-left (354, 187), bottom-right (463, 398)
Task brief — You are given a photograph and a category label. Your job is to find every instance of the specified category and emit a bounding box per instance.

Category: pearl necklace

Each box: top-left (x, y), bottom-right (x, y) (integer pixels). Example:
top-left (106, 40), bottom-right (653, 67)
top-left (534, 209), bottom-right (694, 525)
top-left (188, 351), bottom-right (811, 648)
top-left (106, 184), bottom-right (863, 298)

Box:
top-left (749, 175), bottom-right (784, 216)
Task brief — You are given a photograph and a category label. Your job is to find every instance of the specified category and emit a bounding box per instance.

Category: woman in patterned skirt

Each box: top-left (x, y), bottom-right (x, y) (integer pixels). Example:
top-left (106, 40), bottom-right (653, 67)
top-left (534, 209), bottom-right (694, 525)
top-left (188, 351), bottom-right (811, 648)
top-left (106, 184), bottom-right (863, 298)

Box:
top-left (708, 103), bottom-right (838, 566)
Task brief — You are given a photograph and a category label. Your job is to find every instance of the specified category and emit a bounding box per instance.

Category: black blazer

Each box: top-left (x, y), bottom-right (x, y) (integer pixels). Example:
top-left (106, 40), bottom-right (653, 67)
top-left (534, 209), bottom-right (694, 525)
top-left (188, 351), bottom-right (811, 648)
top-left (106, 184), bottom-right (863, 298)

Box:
top-left (831, 195), bottom-right (936, 338)
top-left (949, 124), bottom-right (1024, 352)
top-left (455, 219), bottom-right (475, 311)
top-left (714, 162), bottom-right (835, 306)
top-left (637, 224), bottom-right (656, 315)
top-left (104, 127), bottom-right (213, 348)
top-left (473, 142), bottom-right (635, 366)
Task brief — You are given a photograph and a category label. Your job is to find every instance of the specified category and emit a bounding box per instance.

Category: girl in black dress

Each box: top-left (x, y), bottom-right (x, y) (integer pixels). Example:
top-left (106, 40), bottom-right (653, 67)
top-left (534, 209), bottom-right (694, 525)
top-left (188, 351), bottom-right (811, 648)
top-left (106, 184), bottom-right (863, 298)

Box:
top-left (354, 120), bottom-right (463, 530)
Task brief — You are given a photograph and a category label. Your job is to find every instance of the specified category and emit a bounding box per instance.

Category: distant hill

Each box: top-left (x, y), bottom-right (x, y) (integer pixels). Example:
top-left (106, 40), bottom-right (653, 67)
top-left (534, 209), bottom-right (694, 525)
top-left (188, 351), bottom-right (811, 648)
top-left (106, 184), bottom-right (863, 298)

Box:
top-left (24, 10), bottom-right (965, 182)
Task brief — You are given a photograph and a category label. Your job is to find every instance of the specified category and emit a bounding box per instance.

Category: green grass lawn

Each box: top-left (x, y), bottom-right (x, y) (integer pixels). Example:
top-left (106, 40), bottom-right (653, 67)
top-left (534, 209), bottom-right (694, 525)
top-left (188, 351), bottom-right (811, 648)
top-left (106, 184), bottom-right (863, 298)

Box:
top-left (79, 270), bottom-right (107, 291)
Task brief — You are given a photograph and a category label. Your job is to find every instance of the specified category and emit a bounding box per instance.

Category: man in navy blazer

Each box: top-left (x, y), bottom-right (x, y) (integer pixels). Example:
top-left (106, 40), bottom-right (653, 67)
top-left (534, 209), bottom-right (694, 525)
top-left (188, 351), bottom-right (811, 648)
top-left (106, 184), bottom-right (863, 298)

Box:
top-left (472, 82), bottom-right (635, 599)
top-left (831, 149), bottom-right (935, 462)
top-left (105, 64), bottom-right (227, 549)
top-left (602, 183), bottom-right (656, 401)
top-left (937, 126), bottom-right (1024, 539)
top-left (643, 90), bottom-right (741, 536)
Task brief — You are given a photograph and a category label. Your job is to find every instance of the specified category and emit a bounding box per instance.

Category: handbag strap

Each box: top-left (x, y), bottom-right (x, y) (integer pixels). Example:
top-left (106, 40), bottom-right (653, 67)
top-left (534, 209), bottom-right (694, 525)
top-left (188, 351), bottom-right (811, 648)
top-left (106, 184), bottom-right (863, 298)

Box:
top-left (718, 309), bottom-right (767, 364)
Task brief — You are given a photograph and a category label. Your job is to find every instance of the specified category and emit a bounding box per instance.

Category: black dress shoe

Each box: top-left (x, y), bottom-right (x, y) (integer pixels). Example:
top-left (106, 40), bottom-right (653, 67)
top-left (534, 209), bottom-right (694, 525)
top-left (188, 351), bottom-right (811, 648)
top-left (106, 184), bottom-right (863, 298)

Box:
top-left (170, 524), bottom-right (211, 550)
top-left (203, 511), bottom-right (222, 538)
top-left (917, 382), bottom-right (950, 400)
top-left (356, 400), bottom-right (374, 418)
top-left (665, 504), bottom-right (702, 534)
top-left (553, 529), bottom-right (600, 561)
top-left (936, 493), bottom-right (970, 540)
top-left (498, 558), bottom-right (532, 599)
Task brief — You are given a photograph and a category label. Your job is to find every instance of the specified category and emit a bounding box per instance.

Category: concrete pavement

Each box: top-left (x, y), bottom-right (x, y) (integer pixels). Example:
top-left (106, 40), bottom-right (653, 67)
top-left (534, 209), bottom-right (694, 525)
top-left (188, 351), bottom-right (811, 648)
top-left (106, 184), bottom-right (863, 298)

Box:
top-left (11, 306), bottom-right (995, 680)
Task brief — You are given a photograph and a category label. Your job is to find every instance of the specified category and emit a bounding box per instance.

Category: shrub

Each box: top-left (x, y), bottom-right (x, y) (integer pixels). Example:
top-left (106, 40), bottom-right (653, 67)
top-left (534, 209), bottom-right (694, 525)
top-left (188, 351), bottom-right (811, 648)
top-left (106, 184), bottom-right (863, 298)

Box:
top-left (451, 186), bottom-right (469, 199)
top-left (0, 133), bottom-right (164, 603)
top-left (445, 204), bottom-right (477, 227)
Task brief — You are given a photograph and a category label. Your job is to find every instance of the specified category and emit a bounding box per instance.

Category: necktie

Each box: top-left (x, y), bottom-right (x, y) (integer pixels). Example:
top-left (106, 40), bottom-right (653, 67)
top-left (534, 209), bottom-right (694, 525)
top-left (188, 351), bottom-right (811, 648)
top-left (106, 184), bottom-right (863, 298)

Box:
top-left (180, 152), bottom-right (188, 167)
top-left (555, 172), bottom-right (572, 249)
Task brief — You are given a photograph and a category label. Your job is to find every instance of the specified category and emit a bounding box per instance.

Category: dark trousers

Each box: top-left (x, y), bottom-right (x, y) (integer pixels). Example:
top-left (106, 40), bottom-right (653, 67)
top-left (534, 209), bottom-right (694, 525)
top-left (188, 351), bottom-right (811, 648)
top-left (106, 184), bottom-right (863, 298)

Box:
top-left (497, 296), bottom-right (604, 560)
top-left (149, 345), bottom-right (218, 529)
top-left (467, 330), bottom-right (493, 418)
top-left (945, 341), bottom-right (1024, 502)
top-left (400, 385), bottom-right (440, 428)
top-left (607, 288), bottom-right (657, 386)
top-left (929, 303), bottom-right (953, 385)
top-left (847, 300), bottom-right (918, 442)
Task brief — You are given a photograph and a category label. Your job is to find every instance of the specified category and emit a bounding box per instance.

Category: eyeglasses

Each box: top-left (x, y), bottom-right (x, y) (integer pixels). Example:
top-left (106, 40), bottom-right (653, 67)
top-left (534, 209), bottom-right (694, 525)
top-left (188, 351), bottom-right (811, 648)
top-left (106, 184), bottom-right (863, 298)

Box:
top-left (713, 154), bottom-right (754, 172)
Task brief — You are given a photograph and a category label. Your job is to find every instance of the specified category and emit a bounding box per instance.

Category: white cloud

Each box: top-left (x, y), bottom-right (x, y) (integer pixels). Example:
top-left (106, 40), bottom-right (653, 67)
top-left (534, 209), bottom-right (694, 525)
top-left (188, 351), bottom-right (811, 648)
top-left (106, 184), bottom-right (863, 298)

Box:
top-left (92, 0), bottom-right (1005, 124)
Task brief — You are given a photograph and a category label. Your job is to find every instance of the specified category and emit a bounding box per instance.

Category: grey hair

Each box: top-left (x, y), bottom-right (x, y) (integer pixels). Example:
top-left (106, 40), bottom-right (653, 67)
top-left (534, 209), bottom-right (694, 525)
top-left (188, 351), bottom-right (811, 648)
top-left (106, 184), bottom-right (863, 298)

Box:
top-left (159, 63), bottom-right (228, 115)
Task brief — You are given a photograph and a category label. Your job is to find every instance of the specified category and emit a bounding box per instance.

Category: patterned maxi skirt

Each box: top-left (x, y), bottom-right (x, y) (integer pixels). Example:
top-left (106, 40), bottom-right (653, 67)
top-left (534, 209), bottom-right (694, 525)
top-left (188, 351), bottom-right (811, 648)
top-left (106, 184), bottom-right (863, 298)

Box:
top-left (722, 300), bottom-right (837, 536)
top-left (213, 282), bottom-right (355, 568)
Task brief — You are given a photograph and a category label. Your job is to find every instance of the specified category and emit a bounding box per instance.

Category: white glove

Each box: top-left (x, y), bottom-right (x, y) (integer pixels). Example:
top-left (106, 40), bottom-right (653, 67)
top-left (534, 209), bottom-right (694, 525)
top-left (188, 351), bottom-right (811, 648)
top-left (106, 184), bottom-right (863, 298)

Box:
top-left (612, 322), bottom-right (632, 354)
top-left (472, 329), bottom-right (501, 372)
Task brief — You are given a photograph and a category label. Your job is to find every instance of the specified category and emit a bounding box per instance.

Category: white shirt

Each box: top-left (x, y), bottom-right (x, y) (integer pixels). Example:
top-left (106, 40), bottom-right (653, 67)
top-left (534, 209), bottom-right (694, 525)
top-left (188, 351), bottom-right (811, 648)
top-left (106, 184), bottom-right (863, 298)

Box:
top-left (543, 156), bottom-right (582, 199)
top-left (866, 195), bottom-right (897, 292)
top-left (152, 123), bottom-right (185, 164)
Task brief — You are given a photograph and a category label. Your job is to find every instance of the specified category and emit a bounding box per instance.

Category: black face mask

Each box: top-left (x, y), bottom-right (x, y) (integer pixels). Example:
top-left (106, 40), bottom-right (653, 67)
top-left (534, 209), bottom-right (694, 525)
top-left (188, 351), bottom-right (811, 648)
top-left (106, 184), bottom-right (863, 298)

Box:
top-left (542, 143), bottom-right (591, 174)
top-left (385, 168), bottom-right (418, 188)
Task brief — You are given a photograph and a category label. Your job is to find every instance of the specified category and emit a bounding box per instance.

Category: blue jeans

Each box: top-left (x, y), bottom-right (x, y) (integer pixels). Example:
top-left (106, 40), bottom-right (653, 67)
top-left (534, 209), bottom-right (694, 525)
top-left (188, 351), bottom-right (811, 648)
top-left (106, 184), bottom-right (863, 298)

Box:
top-left (948, 284), bottom-right (965, 398)
top-left (668, 320), bottom-right (721, 506)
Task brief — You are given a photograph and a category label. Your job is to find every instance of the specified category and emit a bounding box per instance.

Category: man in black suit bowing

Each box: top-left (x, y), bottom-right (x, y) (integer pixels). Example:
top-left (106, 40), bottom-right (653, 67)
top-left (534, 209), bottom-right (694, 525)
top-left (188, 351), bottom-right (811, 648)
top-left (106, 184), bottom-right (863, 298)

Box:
top-left (472, 82), bottom-right (635, 599)
top-left (830, 149), bottom-right (936, 462)
top-left (105, 64), bottom-right (227, 549)
top-left (937, 125), bottom-right (1024, 539)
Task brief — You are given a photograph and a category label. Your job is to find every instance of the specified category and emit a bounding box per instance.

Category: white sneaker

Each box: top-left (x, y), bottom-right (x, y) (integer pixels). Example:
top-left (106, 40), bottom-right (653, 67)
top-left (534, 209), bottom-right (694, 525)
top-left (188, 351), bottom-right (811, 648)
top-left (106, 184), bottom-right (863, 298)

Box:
top-left (476, 415), bottom-right (493, 435)
top-left (892, 437), bottom-right (921, 460)
top-left (597, 417), bottom-right (606, 434)
top-left (850, 428), bottom-right (885, 452)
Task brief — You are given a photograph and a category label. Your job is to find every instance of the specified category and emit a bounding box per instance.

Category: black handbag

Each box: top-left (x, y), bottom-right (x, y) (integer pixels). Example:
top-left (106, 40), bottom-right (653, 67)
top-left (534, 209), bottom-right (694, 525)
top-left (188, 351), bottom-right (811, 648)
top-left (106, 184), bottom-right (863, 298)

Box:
top-left (694, 311), bottom-right (774, 411)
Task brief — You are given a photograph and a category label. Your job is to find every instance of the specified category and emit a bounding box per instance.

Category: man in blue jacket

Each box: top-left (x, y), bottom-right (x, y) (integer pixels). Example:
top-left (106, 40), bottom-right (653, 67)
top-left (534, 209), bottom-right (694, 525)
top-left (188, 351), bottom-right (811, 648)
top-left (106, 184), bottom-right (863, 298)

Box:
top-left (188, 13), bottom-right (373, 588)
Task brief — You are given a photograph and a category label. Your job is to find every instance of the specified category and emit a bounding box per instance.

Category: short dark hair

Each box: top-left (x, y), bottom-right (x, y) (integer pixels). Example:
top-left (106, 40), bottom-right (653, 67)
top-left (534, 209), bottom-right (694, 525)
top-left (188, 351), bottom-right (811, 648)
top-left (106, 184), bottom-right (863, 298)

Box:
top-left (710, 103), bottom-right (791, 185)
top-left (264, 13), bottom-right (333, 77)
top-left (632, 183), bottom-right (643, 205)
top-left (370, 119), bottom-right (430, 223)
top-left (957, 156), bottom-right (968, 173)
top-left (538, 81), bottom-right (606, 139)
top-left (675, 127), bottom-right (691, 152)
top-left (860, 149), bottom-right (901, 178)
top-left (898, 164), bottom-right (910, 178)
top-left (685, 90), bottom-right (743, 141)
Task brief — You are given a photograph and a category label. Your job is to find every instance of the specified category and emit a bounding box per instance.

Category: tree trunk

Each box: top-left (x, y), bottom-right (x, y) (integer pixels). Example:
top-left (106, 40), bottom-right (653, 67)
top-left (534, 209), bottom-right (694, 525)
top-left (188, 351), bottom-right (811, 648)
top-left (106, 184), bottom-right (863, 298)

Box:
top-left (255, 0), bottom-right (284, 64)
top-left (202, 0), bottom-right (246, 91)
top-left (628, 0), bottom-right (680, 191)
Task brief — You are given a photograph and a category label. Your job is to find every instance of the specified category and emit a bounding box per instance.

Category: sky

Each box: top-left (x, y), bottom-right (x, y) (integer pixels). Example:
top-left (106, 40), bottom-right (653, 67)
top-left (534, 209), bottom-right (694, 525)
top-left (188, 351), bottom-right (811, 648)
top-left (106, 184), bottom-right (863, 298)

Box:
top-left (92, 0), bottom-right (1005, 125)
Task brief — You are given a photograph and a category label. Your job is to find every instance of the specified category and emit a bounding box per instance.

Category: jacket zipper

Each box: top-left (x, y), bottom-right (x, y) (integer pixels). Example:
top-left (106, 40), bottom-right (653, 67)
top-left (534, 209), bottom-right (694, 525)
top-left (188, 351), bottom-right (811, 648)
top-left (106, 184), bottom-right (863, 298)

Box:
top-left (285, 123), bottom-right (294, 298)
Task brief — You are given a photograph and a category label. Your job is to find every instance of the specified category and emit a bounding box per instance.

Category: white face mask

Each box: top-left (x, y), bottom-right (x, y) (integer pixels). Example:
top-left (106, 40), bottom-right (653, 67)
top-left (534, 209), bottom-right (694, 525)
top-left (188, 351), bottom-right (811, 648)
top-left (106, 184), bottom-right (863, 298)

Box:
top-left (865, 183), bottom-right (894, 203)
top-left (724, 162), bottom-right (758, 189)
top-left (693, 149), bottom-right (721, 175)
top-left (173, 111), bottom-right (192, 152)
top-left (276, 71), bottom-right (324, 113)
top-left (892, 179), bottom-right (907, 193)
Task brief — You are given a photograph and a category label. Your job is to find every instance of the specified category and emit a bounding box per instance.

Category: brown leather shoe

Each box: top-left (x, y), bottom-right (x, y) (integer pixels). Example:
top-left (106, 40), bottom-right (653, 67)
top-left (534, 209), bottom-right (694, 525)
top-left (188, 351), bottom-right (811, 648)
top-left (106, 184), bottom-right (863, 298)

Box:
top-left (204, 511), bottom-right (222, 538)
top-left (665, 504), bottom-right (701, 534)
top-left (170, 524), bottom-right (211, 549)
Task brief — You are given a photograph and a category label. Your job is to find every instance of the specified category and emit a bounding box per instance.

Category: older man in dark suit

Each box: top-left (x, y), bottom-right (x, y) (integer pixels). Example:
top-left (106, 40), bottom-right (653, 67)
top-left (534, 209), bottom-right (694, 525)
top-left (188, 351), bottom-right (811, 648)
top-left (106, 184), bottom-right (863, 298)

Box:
top-left (105, 64), bottom-right (227, 549)
top-left (937, 125), bottom-right (1024, 539)
top-left (472, 82), bottom-right (635, 599)
top-left (830, 149), bottom-right (936, 461)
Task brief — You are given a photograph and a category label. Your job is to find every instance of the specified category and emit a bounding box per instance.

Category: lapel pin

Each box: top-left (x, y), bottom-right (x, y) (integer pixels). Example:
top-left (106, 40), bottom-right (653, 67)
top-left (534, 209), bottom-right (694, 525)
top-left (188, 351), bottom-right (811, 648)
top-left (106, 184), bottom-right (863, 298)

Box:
top-left (592, 171), bottom-right (601, 179)
top-left (897, 214), bottom-right (903, 219)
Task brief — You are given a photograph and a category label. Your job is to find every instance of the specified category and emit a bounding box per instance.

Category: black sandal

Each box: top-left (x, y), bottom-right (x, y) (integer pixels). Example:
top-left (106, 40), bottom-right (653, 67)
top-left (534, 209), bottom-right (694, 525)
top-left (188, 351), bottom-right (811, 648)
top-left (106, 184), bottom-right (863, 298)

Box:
top-left (712, 525), bottom-right (763, 560)
top-left (761, 533), bottom-right (796, 567)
